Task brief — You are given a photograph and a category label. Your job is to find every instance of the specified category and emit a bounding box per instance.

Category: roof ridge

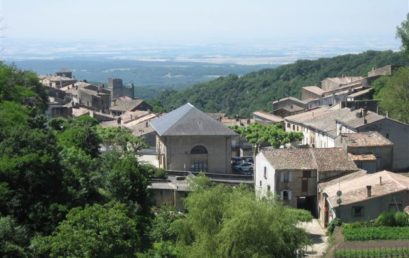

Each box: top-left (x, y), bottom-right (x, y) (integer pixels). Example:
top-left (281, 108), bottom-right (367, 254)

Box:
top-left (161, 105), bottom-right (195, 135)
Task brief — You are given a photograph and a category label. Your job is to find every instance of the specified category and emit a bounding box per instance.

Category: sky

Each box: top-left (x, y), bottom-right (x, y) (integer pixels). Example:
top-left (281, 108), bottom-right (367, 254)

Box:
top-left (1, 0), bottom-right (408, 45)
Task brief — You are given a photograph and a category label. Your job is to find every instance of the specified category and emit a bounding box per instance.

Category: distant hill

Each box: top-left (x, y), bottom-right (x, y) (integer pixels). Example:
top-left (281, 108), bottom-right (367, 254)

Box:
top-left (156, 50), bottom-right (409, 116)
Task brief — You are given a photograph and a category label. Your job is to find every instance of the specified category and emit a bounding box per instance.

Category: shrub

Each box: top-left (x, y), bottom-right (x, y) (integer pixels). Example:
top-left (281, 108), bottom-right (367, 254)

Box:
top-left (394, 212), bottom-right (409, 227)
top-left (375, 211), bottom-right (396, 226)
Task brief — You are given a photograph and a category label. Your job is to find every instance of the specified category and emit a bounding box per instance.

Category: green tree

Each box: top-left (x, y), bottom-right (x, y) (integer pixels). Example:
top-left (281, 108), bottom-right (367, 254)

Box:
top-left (56, 116), bottom-right (101, 158)
top-left (397, 13), bottom-right (409, 57)
top-left (0, 125), bottom-right (68, 233)
top-left (31, 202), bottom-right (141, 258)
top-left (97, 126), bottom-right (146, 152)
top-left (231, 123), bottom-right (303, 152)
top-left (171, 176), bottom-right (310, 258)
top-left (101, 152), bottom-right (151, 214)
top-left (0, 63), bottom-right (47, 114)
top-left (377, 68), bottom-right (409, 123)
top-left (0, 216), bottom-right (30, 258)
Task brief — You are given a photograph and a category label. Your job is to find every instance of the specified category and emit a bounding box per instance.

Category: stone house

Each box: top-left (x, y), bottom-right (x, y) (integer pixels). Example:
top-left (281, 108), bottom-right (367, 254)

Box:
top-left (272, 97), bottom-right (307, 117)
top-left (252, 111), bottom-right (284, 125)
top-left (285, 107), bottom-right (354, 148)
top-left (321, 76), bottom-right (363, 91)
top-left (255, 148), bottom-right (358, 216)
top-left (150, 103), bottom-right (237, 173)
top-left (110, 97), bottom-right (152, 116)
top-left (318, 170), bottom-right (409, 226)
top-left (78, 84), bottom-right (111, 113)
top-left (336, 110), bottom-right (409, 171)
top-left (335, 131), bottom-right (393, 172)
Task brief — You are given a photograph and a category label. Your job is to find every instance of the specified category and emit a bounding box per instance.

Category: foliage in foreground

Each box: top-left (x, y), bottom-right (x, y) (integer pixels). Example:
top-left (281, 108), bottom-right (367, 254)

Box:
top-left (31, 202), bottom-right (140, 258)
top-left (335, 248), bottom-right (409, 258)
top-left (150, 176), bottom-right (311, 258)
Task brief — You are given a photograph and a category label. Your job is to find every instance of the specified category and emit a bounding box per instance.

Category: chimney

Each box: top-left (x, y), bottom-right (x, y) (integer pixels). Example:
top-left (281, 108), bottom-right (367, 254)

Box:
top-left (380, 176), bottom-right (382, 185)
top-left (366, 185), bottom-right (372, 198)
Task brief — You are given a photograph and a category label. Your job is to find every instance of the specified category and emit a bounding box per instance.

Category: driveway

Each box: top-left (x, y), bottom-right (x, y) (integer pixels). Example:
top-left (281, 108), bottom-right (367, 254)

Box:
top-left (298, 219), bottom-right (328, 257)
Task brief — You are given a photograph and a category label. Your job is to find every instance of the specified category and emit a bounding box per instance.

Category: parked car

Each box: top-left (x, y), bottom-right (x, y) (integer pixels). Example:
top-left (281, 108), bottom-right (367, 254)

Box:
top-left (236, 162), bottom-right (253, 174)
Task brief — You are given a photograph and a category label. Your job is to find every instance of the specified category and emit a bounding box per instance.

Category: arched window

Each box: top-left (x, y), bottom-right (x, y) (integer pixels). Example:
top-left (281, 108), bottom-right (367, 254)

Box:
top-left (190, 145), bottom-right (208, 172)
top-left (281, 190), bottom-right (292, 201)
top-left (190, 145), bottom-right (208, 154)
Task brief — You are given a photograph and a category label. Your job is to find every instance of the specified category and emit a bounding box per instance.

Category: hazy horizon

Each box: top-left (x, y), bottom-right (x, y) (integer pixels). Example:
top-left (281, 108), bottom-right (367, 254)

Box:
top-left (0, 0), bottom-right (407, 64)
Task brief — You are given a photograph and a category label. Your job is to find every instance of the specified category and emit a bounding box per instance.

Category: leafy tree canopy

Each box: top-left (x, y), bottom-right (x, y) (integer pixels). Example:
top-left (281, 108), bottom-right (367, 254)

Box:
top-left (376, 67), bottom-right (409, 123)
top-left (231, 123), bottom-right (303, 149)
top-left (31, 202), bottom-right (141, 258)
top-left (169, 176), bottom-right (310, 258)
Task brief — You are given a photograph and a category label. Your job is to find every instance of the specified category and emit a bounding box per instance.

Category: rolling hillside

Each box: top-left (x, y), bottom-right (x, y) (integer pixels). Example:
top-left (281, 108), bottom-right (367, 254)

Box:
top-left (156, 50), bottom-right (409, 116)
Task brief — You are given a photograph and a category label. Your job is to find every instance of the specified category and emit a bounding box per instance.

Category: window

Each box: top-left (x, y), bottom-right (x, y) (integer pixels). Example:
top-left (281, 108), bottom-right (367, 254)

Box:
top-left (283, 191), bottom-right (289, 201)
top-left (281, 190), bottom-right (291, 201)
top-left (301, 179), bottom-right (308, 192)
top-left (264, 166), bottom-right (267, 179)
top-left (282, 172), bottom-right (291, 183)
top-left (259, 180), bottom-right (262, 187)
top-left (352, 206), bottom-right (364, 217)
top-left (292, 125), bottom-right (295, 130)
top-left (287, 123), bottom-right (290, 128)
top-left (267, 185), bottom-right (271, 192)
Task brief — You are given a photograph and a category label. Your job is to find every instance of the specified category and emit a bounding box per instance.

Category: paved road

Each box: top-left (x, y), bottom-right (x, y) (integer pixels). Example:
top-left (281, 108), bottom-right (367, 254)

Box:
top-left (298, 219), bottom-right (328, 258)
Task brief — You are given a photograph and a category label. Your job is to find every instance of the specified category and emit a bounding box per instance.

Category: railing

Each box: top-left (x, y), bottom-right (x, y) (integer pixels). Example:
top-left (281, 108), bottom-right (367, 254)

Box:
top-left (165, 170), bottom-right (254, 183)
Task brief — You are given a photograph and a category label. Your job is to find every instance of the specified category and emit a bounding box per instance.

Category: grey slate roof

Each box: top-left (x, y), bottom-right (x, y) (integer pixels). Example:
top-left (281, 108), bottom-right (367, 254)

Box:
top-left (261, 147), bottom-right (358, 172)
top-left (150, 103), bottom-right (237, 136)
top-left (336, 110), bottom-right (385, 129)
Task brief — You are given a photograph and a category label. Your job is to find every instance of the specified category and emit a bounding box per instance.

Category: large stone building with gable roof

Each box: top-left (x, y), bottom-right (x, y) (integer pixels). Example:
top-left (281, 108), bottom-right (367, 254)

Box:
top-left (150, 103), bottom-right (237, 173)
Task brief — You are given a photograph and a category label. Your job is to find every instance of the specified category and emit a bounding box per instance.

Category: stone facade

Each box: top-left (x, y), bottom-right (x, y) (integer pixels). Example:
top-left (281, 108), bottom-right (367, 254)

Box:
top-left (157, 135), bottom-right (233, 173)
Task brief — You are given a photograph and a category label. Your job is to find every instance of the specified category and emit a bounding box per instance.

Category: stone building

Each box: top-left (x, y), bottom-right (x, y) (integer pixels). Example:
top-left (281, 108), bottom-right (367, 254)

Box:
top-left (78, 84), bottom-right (111, 113)
top-left (110, 97), bottom-right (152, 116)
top-left (150, 103), bottom-right (237, 173)
top-left (335, 131), bottom-right (393, 173)
top-left (108, 78), bottom-right (135, 99)
top-left (255, 147), bottom-right (358, 216)
top-left (318, 170), bottom-right (409, 226)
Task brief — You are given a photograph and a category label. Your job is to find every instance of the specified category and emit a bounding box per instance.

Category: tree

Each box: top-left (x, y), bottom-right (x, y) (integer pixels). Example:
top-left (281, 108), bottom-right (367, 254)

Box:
top-left (56, 116), bottom-right (101, 158)
top-left (31, 202), bottom-right (141, 258)
top-left (0, 216), bottom-right (30, 257)
top-left (231, 123), bottom-right (303, 152)
top-left (97, 126), bottom-right (146, 153)
top-left (397, 13), bottom-right (409, 57)
top-left (170, 176), bottom-right (310, 258)
top-left (377, 68), bottom-right (409, 123)
top-left (0, 126), bottom-right (68, 233)
top-left (101, 152), bottom-right (151, 214)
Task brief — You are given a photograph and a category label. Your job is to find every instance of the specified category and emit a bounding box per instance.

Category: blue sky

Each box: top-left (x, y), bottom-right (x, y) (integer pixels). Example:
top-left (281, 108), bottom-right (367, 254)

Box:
top-left (1, 0), bottom-right (408, 44)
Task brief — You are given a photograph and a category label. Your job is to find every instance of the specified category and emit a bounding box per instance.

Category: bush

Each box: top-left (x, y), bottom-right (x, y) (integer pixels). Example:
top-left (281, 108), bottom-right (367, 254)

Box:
top-left (394, 212), bottom-right (409, 227)
top-left (375, 211), bottom-right (396, 226)
top-left (375, 211), bottom-right (409, 227)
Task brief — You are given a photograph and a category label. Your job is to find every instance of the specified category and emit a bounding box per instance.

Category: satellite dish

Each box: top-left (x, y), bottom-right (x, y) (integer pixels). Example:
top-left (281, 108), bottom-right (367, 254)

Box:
top-left (337, 190), bottom-right (342, 197)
